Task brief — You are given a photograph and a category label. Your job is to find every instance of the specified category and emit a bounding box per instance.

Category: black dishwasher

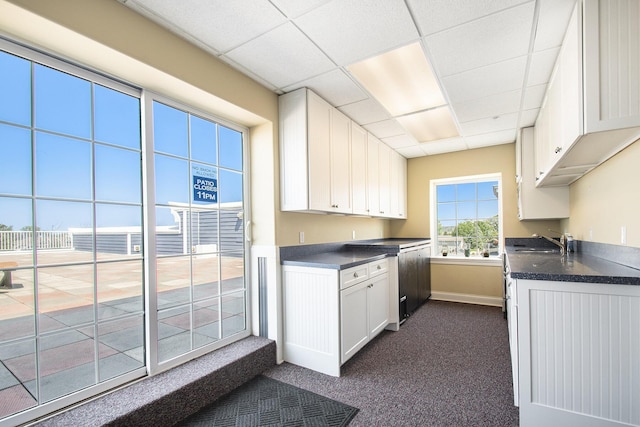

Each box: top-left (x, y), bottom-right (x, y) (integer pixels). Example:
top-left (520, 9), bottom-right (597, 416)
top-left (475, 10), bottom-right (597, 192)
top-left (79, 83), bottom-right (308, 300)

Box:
top-left (398, 244), bottom-right (431, 322)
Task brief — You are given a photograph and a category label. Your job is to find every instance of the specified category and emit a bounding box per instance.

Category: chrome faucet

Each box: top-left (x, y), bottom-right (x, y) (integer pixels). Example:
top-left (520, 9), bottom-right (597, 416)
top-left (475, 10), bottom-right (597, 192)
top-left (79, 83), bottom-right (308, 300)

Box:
top-left (532, 233), bottom-right (566, 254)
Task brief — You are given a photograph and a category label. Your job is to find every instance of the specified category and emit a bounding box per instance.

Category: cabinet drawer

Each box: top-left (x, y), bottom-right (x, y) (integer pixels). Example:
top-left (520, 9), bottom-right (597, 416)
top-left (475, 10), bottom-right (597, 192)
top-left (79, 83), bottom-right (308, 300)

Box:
top-left (368, 258), bottom-right (388, 278)
top-left (340, 265), bottom-right (368, 289)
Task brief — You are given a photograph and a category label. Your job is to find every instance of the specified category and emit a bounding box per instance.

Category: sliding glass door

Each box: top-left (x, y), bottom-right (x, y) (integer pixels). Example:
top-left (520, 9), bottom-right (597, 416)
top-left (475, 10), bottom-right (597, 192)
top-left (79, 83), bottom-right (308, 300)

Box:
top-left (0, 40), bottom-right (249, 425)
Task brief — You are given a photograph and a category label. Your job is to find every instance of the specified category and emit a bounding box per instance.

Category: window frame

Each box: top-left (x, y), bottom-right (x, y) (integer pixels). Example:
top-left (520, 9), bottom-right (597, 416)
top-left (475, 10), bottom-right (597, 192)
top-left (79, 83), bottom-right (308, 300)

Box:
top-left (429, 173), bottom-right (503, 264)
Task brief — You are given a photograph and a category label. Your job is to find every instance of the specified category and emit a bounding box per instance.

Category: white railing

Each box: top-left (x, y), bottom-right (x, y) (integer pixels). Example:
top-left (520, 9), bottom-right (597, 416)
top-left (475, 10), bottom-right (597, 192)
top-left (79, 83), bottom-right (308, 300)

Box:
top-left (0, 231), bottom-right (73, 251)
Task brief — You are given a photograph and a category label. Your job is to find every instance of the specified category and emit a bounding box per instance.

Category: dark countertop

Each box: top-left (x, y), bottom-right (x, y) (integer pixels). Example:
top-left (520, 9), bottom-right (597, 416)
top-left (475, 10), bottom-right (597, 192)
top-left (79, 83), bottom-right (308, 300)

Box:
top-left (281, 248), bottom-right (388, 270)
top-left (505, 246), bottom-right (640, 285)
top-left (280, 238), bottom-right (430, 270)
top-left (346, 238), bottom-right (431, 253)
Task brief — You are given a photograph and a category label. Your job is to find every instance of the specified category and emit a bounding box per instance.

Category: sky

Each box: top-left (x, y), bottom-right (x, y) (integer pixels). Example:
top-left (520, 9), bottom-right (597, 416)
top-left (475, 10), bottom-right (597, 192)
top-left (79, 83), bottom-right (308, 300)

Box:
top-left (0, 50), bottom-right (244, 232)
top-left (436, 181), bottom-right (499, 229)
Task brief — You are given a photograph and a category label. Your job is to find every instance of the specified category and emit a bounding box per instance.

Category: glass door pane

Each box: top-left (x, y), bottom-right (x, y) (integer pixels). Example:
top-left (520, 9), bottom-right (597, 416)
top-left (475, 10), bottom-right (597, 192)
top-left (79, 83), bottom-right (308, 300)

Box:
top-left (153, 101), bottom-right (247, 365)
top-left (0, 50), bottom-right (144, 420)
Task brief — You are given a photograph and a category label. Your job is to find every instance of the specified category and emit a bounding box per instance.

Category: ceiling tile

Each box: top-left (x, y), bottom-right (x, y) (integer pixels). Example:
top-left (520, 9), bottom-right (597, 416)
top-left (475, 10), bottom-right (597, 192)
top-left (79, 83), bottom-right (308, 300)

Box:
top-left (395, 145), bottom-right (426, 158)
top-left (269, 0), bottom-right (332, 18)
top-left (408, 0), bottom-right (528, 36)
top-left (223, 23), bottom-right (335, 89)
top-left (533, 0), bottom-right (577, 51)
top-left (124, 0), bottom-right (287, 53)
top-left (519, 108), bottom-right (540, 127)
top-left (363, 119), bottom-right (407, 139)
top-left (523, 84), bottom-right (547, 110)
top-left (464, 129), bottom-right (516, 147)
top-left (459, 112), bottom-right (518, 136)
top-left (283, 69), bottom-right (368, 106)
top-left (452, 89), bottom-right (521, 123)
top-left (294, 0), bottom-right (419, 65)
top-left (421, 137), bottom-right (468, 155)
top-left (338, 98), bottom-right (390, 125)
top-left (442, 56), bottom-right (526, 103)
top-left (381, 134), bottom-right (418, 149)
top-left (425, 2), bottom-right (535, 77)
top-left (527, 47), bottom-right (559, 86)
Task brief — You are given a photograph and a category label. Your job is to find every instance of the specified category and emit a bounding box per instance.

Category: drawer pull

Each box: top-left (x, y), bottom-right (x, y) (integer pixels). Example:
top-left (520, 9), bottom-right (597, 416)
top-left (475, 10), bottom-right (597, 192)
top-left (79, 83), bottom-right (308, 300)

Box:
top-left (377, 265), bottom-right (382, 270)
top-left (353, 272), bottom-right (358, 278)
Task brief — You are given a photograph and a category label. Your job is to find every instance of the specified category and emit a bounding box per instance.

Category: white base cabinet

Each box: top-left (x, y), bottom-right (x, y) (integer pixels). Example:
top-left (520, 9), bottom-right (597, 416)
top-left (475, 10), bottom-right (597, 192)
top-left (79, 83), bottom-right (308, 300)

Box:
top-left (514, 278), bottom-right (640, 426)
top-left (283, 259), bottom-right (390, 376)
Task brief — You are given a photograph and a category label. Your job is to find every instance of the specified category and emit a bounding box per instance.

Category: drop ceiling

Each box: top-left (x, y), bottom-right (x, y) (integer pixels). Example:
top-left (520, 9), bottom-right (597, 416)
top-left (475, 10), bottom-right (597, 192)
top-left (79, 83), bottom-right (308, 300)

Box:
top-left (119, 0), bottom-right (577, 158)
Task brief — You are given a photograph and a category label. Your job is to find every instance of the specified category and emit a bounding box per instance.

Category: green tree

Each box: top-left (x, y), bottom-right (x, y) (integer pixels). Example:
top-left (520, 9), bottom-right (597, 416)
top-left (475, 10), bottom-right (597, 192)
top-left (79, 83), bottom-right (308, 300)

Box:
top-left (0, 224), bottom-right (13, 231)
top-left (453, 216), bottom-right (499, 251)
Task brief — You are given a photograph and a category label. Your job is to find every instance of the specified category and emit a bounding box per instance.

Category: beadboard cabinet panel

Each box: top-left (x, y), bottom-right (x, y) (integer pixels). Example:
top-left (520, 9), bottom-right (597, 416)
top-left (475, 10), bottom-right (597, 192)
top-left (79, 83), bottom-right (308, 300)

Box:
top-left (517, 279), bottom-right (640, 426)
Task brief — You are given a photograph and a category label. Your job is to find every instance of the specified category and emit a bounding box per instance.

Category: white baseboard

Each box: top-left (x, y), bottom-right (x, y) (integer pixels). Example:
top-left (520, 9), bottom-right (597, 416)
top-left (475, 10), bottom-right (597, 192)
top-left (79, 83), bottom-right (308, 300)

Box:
top-left (430, 291), bottom-right (503, 307)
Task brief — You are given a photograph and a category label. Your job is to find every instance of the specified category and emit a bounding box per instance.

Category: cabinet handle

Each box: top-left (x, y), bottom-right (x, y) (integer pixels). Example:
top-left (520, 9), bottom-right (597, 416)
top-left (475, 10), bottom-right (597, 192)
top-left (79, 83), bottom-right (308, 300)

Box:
top-left (353, 272), bottom-right (358, 278)
top-left (368, 284), bottom-right (373, 288)
top-left (554, 146), bottom-right (562, 154)
top-left (377, 265), bottom-right (381, 270)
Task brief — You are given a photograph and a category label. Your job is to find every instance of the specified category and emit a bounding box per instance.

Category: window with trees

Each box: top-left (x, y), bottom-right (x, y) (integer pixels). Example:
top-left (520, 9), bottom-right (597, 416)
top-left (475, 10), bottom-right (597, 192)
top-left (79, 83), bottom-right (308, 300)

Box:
top-left (431, 174), bottom-right (502, 258)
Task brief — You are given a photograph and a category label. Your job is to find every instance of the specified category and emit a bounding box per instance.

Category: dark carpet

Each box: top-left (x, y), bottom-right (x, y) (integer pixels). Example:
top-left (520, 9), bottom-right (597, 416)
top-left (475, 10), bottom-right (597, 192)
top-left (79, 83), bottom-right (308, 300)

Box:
top-left (263, 300), bottom-right (519, 427)
top-left (174, 375), bottom-right (359, 427)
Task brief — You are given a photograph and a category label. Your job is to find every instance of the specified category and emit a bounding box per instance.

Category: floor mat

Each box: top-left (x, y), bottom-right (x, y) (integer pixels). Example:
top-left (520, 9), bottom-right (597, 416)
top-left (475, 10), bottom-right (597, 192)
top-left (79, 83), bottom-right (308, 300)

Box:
top-left (175, 375), bottom-right (359, 427)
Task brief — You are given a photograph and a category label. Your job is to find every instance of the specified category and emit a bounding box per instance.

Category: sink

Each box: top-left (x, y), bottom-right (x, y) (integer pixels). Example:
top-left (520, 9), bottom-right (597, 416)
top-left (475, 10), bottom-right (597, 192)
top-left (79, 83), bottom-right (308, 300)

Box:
top-left (514, 248), bottom-right (559, 253)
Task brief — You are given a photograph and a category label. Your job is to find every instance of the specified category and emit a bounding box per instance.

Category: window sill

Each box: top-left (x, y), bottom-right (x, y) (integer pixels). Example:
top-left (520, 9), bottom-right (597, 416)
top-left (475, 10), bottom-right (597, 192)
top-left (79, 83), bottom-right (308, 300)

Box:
top-left (431, 256), bottom-right (503, 267)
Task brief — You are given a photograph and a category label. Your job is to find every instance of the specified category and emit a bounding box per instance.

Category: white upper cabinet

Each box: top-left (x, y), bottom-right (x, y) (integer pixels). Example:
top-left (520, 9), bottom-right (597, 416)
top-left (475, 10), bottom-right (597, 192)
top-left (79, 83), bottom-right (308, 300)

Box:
top-left (279, 87), bottom-right (407, 218)
top-left (280, 88), bottom-right (352, 214)
top-left (351, 122), bottom-right (369, 216)
top-left (535, 0), bottom-right (640, 186)
top-left (517, 127), bottom-right (569, 220)
top-left (366, 133), bottom-right (380, 217)
top-left (329, 108), bottom-right (352, 214)
top-left (377, 142), bottom-right (391, 217)
top-left (390, 150), bottom-right (407, 219)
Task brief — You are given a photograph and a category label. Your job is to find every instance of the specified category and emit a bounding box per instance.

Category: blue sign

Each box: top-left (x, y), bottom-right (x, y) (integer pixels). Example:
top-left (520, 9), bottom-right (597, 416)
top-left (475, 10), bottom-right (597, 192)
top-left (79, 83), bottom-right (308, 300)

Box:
top-left (193, 175), bottom-right (217, 203)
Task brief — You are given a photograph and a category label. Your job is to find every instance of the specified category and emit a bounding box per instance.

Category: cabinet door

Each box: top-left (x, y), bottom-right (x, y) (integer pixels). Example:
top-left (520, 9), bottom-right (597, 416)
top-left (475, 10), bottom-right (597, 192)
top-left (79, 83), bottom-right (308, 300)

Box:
top-left (351, 122), bottom-right (368, 215)
top-left (398, 154), bottom-right (407, 218)
top-left (367, 274), bottom-right (389, 338)
top-left (366, 134), bottom-right (380, 216)
top-left (330, 109), bottom-right (352, 214)
top-left (378, 142), bottom-right (391, 217)
top-left (559, 3), bottom-right (581, 152)
top-left (390, 151), bottom-right (407, 218)
top-left (583, 0), bottom-right (640, 133)
top-left (340, 281), bottom-right (369, 364)
top-left (307, 92), bottom-right (332, 211)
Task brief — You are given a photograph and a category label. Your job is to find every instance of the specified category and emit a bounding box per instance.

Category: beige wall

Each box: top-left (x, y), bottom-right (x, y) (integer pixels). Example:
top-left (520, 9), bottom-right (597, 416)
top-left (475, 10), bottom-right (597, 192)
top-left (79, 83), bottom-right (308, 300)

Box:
top-left (431, 264), bottom-right (503, 298)
top-left (562, 138), bottom-right (640, 248)
top-left (275, 212), bottom-right (389, 247)
top-left (392, 143), bottom-right (562, 299)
